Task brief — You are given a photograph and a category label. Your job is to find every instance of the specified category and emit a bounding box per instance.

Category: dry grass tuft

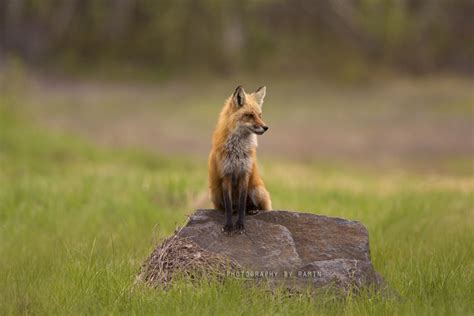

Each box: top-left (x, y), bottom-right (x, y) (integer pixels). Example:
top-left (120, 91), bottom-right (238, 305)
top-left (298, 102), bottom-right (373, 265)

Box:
top-left (138, 230), bottom-right (240, 288)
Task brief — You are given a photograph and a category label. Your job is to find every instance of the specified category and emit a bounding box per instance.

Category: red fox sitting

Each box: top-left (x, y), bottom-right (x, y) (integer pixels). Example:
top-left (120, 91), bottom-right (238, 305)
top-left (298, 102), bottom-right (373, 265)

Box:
top-left (208, 85), bottom-right (272, 234)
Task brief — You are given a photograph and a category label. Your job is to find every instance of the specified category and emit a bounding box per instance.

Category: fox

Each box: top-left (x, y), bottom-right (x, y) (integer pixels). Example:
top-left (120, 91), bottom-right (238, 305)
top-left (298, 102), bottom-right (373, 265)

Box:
top-left (208, 85), bottom-right (272, 235)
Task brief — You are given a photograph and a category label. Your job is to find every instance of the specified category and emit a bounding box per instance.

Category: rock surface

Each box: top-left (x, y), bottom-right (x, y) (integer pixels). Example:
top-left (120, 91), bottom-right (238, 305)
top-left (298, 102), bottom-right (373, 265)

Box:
top-left (143, 209), bottom-right (385, 293)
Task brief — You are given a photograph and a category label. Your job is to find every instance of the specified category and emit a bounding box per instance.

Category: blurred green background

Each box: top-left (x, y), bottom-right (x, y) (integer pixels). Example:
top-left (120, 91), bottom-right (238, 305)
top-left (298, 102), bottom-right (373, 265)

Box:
top-left (1, 1), bottom-right (473, 315)
top-left (1, 0), bottom-right (473, 77)
top-left (1, 0), bottom-right (473, 171)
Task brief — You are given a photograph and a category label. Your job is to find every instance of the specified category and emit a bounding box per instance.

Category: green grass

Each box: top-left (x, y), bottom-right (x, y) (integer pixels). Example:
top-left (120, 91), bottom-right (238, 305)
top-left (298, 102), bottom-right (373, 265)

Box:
top-left (0, 102), bottom-right (473, 315)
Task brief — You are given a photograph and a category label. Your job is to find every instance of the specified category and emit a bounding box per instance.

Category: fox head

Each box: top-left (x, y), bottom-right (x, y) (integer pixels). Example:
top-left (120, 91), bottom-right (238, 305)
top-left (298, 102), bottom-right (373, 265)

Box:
top-left (228, 85), bottom-right (269, 135)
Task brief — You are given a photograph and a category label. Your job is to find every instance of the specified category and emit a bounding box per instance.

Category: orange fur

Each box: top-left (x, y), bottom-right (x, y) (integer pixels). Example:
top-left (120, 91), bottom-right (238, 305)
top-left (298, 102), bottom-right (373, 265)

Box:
top-left (208, 87), bottom-right (272, 212)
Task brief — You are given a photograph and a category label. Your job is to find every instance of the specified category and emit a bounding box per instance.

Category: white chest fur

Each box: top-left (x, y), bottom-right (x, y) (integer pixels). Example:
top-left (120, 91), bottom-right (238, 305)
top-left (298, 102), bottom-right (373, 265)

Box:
top-left (220, 128), bottom-right (257, 177)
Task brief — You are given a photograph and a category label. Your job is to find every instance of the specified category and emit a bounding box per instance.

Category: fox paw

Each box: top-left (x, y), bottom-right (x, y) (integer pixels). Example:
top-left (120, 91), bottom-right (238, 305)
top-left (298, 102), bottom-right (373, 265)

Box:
top-left (247, 209), bottom-right (259, 215)
top-left (222, 224), bottom-right (234, 235)
top-left (234, 222), bottom-right (245, 234)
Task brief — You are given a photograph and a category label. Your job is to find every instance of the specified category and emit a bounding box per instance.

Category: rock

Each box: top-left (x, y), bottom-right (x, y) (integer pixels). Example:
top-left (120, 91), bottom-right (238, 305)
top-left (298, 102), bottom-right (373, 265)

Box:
top-left (141, 209), bottom-right (386, 293)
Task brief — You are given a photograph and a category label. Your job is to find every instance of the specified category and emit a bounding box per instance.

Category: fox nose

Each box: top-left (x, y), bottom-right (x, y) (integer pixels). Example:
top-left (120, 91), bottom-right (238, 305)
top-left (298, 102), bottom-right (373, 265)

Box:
top-left (263, 126), bottom-right (269, 131)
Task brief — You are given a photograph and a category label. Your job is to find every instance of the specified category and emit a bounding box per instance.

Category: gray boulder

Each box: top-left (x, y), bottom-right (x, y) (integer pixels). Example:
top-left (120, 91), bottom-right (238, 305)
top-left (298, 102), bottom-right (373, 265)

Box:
top-left (141, 209), bottom-right (385, 293)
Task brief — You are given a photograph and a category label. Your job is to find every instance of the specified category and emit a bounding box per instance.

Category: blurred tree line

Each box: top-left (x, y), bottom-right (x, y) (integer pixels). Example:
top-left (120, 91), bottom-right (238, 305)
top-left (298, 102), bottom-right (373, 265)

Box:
top-left (1, 0), bottom-right (473, 77)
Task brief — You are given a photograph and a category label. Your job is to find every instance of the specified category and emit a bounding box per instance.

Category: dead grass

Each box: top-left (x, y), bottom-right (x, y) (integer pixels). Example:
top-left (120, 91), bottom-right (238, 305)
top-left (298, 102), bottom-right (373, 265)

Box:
top-left (138, 229), bottom-right (240, 289)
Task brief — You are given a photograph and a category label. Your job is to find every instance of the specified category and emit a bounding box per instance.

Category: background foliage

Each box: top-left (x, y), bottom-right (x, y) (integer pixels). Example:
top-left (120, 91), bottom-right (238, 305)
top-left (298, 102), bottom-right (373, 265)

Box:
top-left (2, 0), bottom-right (473, 76)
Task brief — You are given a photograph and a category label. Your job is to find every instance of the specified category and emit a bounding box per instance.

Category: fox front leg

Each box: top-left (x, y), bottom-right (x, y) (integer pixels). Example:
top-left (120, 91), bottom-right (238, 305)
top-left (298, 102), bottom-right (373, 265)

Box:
top-left (221, 177), bottom-right (234, 235)
top-left (235, 175), bottom-right (249, 234)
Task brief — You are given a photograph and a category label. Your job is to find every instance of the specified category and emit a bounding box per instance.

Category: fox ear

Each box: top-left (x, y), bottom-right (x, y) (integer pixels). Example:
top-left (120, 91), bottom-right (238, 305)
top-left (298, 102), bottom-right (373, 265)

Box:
top-left (232, 86), bottom-right (246, 107)
top-left (255, 86), bottom-right (266, 107)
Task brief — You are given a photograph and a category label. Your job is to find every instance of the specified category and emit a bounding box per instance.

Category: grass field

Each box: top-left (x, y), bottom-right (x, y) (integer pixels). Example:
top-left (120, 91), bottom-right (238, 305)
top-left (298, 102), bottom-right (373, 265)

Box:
top-left (1, 76), bottom-right (473, 315)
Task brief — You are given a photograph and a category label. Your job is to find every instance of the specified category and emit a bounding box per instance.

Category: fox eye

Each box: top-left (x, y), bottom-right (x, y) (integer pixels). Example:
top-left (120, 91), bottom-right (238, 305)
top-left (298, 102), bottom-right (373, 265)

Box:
top-left (244, 113), bottom-right (254, 119)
